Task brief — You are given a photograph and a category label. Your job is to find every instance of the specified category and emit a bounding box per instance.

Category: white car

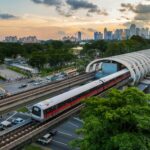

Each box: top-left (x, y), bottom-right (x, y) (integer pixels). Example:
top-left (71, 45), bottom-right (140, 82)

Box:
top-left (12, 118), bottom-right (24, 124)
top-left (33, 82), bottom-right (41, 86)
top-left (37, 133), bottom-right (53, 145)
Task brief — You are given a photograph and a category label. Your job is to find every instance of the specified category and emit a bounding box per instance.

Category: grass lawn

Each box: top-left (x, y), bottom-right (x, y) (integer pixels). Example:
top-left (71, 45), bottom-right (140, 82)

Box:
top-left (8, 66), bottom-right (28, 76)
top-left (17, 107), bottom-right (29, 113)
top-left (24, 144), bottom-right (42, 150)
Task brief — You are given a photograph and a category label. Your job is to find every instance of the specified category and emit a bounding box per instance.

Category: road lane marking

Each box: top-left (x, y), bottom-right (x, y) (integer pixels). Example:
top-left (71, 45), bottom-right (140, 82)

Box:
top-left (68, 121), bottom-right (79, 128)
top-left (6, 111), bottom-right (17, 121)
top-left (73, 117), bottom-right (84, 123)
top-left (52, 140), bottom-right (68, 146)
top-left (58, 131), bottom-right (73, 137)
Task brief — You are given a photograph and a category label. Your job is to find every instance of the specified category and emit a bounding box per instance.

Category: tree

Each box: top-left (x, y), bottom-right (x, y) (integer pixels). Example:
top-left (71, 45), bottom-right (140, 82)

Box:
top-left (82, 40), bottom-right (107, 59)
top-left (0, 53), bottom-right (4, 64)
top-left (73, 88), bottom-right (150, 150)
top-left (28, 52), bottom-right (47, 69)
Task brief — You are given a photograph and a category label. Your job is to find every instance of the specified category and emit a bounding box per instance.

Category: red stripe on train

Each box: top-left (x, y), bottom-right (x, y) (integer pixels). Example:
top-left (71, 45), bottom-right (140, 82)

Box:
top-left (44, 73), bottom-right (130, 119)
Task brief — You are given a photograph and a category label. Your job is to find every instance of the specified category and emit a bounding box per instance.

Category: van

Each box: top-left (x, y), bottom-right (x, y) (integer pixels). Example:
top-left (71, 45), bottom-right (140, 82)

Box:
top-left (37, 133), bottom-right (53, 145)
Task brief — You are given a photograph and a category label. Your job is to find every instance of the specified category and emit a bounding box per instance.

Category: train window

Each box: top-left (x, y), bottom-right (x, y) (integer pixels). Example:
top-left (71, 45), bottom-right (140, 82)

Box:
top-left (32, 106), bottom-right (41, 117)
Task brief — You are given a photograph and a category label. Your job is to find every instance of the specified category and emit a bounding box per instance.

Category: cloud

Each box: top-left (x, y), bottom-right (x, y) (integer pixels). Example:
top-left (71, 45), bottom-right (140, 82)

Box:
top-left (31, 0), bottom-right (61, 6)
top-left (66, 0), bottom-right (108, 16)
top-left (121, 16), bottom-right (130, 20)
top-left (120, 3), bottom-right (150, 26)
top-left (87, 28), bottom-right (97, 32)
top-left (31, 0), bottom-right (72, 17)
top-left (134, 4), bottom-right (150, 14)
top-left (120, 3), bottom-right (150, 15)
top-left (119, 8), bottom-right (126, 12)
top-left (120, 3), bottom-right (134, 12)
top-left (134, 13), bottom-right (150, 21)
top-left (66, 0), bottom-right (98, 10)
top-left (31, 0), bottom-right (108, 17)
top-left (0, 13), bottom-right (18, 20)
top-left (56, 5), bottom-right (73, 17)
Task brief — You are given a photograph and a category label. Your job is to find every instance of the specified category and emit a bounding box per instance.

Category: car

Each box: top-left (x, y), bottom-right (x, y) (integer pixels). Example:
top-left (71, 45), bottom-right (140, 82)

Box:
top-left (19, 84), bottom-right (27, 89)
top-left (12, 118), bottom-right (24, 124)
top-left (1, 120), bottom-right (12, 128)
top-left (37, 133), bottom-right (53, 145)
top-left (46, 76), bottom-right (52, 81)
top-left (49, 130), bottom-right (57, 136)
top-left (0, 124), bottom-right (4, 131)
top-left (33, 82), bottom-right (41, 86)
top-left (28, 80), bottom-right (35, 83)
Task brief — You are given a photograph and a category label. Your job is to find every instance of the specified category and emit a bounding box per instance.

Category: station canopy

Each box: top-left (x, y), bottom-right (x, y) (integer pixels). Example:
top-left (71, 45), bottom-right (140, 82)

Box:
top-left (86, 49), bottom-right (150, 85)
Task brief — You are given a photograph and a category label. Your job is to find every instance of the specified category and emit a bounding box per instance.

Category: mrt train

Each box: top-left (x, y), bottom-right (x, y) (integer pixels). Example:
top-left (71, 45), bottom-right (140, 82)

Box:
top-left (31, 69), bottom-right (130, 121)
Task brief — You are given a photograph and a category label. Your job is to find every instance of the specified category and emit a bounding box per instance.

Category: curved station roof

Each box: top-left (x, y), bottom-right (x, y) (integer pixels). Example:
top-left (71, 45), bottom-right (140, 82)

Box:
top-left (86, 49), bottom-right (150, 85)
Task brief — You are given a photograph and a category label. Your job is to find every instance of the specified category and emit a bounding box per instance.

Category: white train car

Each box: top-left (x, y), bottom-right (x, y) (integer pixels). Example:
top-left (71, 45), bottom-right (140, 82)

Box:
top-left (31, 69), bottom-right (130, 121)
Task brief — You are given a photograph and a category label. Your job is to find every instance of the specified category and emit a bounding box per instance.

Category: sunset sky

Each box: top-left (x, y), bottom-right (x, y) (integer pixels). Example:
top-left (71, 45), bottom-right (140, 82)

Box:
top-left (0, 0), bottom-right (149, 40)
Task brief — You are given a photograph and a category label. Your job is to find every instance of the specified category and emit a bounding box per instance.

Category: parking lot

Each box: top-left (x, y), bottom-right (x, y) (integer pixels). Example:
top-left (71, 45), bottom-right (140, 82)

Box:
top-left (0, 112), bottom-right (31, 136)
top-left (36, 116), bottom-right (83, 150)
top-left (0, 65), bottom-right (24, 80)
top-left (1, 73), bottom-right (68, 95)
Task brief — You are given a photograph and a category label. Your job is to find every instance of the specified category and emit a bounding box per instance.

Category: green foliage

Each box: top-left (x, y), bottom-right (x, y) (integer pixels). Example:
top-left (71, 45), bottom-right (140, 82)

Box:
top-left (24, 144), bottom-right (42, 150)
top-left (0, 53), bottom-right (4, 64)
top-left (0, 41), bottom-right (75, 71)
top-left (82, 40), bottom-right (107, 58)
top-left (81, 36), bottom-right (150, 59)
top-left (8, 66), bottom-right (28, 76)
top-left (17, 107), bottom-right (29, 113)
top-left (74, 88), bottom-right (150, 150)
top-left (28, 52), bottom-right (47, 69)
top-left (0, 75), bottom-right (6, 80)
top-left (1, 36), bottom-right (150, 73)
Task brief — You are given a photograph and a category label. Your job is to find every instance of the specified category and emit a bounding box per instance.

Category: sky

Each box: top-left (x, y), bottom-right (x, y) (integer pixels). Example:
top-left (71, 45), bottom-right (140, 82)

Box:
top-left (0, 0), bottom-right (150, 40)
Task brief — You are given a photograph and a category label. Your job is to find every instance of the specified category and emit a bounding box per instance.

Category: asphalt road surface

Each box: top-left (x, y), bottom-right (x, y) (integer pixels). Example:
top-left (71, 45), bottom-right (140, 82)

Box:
top-left (36, 116), bottom-right (83, 150)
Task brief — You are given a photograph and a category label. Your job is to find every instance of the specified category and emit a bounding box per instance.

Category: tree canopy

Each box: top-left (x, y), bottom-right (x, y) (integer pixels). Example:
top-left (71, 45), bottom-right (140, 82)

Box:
top-left (81, 36), bottom-right (150, 59)
top-left (74, 88), bottom-right (150, 150)
top-left (0, 36), bottom-right (150, 72)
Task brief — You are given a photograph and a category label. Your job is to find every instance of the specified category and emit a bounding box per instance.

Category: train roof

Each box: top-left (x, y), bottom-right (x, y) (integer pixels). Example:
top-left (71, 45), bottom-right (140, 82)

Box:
top-left (34, 69), bottom-right (129, 110)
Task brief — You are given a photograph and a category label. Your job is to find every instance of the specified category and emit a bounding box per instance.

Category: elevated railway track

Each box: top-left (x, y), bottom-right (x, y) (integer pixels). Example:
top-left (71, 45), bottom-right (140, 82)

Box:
top-left (0, 104), bottom-right (83, 150)
top-left (0, 76), bottom-right (131, 150)
top-left (0, 73), bottom-right (95, 115)
top-left (1, 49), bottom-right (150, 150)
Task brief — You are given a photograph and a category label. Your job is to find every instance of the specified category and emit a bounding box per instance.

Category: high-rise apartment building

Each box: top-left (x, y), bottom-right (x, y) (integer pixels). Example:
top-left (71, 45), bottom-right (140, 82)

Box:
top-left (77, 31), bottom-right (82, 41)
top-left (94, 32), bottom-right (103, 40)
top-left (19, 36), bottom-right (39, 43)
top-left (4, 36), bottom-right (18, 43)
top-left (130, 24), bottom-right (136, 37)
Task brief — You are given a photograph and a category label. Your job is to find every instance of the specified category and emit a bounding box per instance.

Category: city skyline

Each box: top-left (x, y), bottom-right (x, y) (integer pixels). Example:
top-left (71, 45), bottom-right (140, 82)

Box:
top-left (0, 0), bottom-right (150, 40)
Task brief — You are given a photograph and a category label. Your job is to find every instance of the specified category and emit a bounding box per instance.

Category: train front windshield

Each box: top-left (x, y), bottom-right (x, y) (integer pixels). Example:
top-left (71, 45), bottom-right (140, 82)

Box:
top-left (32, 106), bottom-right (41, 117)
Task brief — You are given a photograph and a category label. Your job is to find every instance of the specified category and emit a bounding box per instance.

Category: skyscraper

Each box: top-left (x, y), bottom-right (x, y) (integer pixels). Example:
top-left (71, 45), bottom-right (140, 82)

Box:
top-left (114, 29), bottom-right (123, 40)
top-left (77, 31), bottom-right (82, 41)
top-left (130, 24), bottom-right (136, 37)
top-left (94, 32), bottom-right (103, 40)
top-left (124, 29), bottom-right (130, 40)
top-left (104, 28), bottom-right (107, 40)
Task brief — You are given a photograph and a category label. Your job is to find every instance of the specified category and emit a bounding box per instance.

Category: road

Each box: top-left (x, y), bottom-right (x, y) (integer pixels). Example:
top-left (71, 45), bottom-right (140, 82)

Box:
top-left (36, 116), bottom-right (83, 150)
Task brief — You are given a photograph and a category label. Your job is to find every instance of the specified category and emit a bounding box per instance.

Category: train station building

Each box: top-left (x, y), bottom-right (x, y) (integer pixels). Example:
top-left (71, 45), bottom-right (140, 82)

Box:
top-left (86, 49), bottom-right (150, 85)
